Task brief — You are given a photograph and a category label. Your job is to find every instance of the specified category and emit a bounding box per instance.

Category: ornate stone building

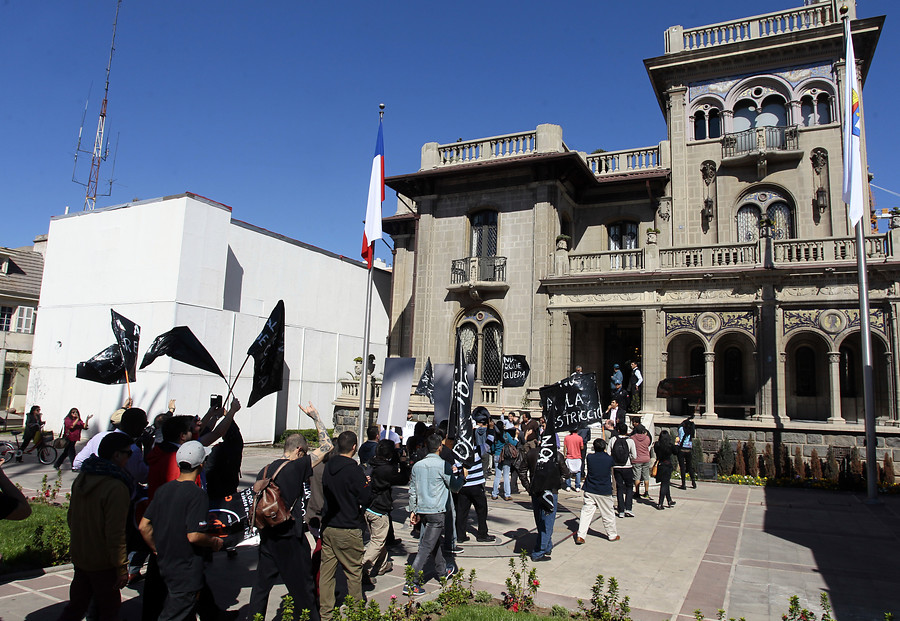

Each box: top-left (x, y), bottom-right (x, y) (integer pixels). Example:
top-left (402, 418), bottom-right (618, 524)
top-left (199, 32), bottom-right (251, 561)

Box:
top-left (381, 1), bottom-right (899, 456)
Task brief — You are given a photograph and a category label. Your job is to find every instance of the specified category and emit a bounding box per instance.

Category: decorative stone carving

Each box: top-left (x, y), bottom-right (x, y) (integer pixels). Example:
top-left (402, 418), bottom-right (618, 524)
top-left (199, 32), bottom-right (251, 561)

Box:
top-left (783, 308), bottom-right (886, 336)
top-left (811, 148), bottom-right (828, 174)
top-left (657, 197), bottom-right (672, 222)
top-left (697, 312), bottom-right (721, 334)
top-left (666, 312), bottom-right (699, 334)
top-left (720, 311), bottom-right (756, 335)
top-left (818, 310), bottom-right (846, 334)
top-left (701, 161), bottom-right (716, 186)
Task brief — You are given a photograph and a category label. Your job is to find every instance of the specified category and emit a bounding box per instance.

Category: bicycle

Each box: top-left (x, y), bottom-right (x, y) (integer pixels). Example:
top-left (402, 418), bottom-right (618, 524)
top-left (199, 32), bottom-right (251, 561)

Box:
top-left (0, 429), bottom-right (57, 465)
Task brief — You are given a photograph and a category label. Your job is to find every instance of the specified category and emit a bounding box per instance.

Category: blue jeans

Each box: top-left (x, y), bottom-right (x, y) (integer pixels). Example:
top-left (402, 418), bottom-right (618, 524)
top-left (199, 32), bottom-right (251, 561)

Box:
top-left (492, 463), bottom-right (511, 498)
top-left (565, 472), bottom-right (582, 490)
top-left (530, 492), bottom-right (558, 560)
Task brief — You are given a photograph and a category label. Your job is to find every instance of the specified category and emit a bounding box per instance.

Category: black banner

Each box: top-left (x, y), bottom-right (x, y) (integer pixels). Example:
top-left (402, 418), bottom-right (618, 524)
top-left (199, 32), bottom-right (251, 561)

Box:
top-left (656, 374), bottom-right (705, 399)
top-left (532, 399), bottom-right (559, 510)
top-left (538, 372), bottom-right (602, 434)
top-left (139, 326), bottom-right (225, 378)
top-left (110, 310), bottom-right (140, 383)
top-left (76, 344), bottom-right (128, 385)
top-left (247, 300), bottom-right (285, 407)
top-left (502, 355), bottom-right (530, 388)
top-left (414, 357), bottom-right (435, 404)
top-left (449, 333), bottom-right (476, 469)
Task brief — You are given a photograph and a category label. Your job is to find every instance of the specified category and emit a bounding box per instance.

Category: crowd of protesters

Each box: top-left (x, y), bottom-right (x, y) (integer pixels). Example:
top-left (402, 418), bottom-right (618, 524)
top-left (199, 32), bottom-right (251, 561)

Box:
top-left (0, 382), bottom-right (699, 621)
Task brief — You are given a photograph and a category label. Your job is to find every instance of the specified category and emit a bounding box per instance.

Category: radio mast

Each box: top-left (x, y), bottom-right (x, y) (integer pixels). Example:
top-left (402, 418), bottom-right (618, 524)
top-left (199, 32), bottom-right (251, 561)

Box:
top-left (73, 0), bottom-right (122, 211)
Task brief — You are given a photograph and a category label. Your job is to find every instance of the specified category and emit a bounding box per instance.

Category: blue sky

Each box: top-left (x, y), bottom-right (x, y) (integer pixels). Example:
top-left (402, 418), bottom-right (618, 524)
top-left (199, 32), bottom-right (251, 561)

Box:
top-left (2, 1), bottom-right (897, 263)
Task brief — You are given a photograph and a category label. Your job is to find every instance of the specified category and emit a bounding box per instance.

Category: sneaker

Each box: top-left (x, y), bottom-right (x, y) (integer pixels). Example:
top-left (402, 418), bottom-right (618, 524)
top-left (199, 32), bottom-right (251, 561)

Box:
top-left (532, 554), bottom-right (552, 562)
top-left (575, 537), bottom-right (585, 545)
top-left (449, 545), bottom-right (464, 554)
top-left (126, 572), bottom-right (143, 586)
top-left (609, 535), bottom-right (621, 542)
top-left (457, 535), bottom-right (470, 543)
top-left (445, 565), bottom-right (458, 578)
top-left (363, 573), bottom-right (377, 586)
top-left (624, 511), bottom-right (635, 518)
top-left (617, 512), bottom-right (625, 518)
top-left (691, 481), bottom-right (697, 489)
top-left (403, 585), bottom-right (426, 597)
top-left (377, 561), bottom-right (394, 576)
top-left (475, 534), bottom-right (496, 543)
top-left (491, 495), bottom-right (499, 500)
top-left (567, 486), bottom-right (574, 492)
top-left (668, 501), bottom-right (677, 508)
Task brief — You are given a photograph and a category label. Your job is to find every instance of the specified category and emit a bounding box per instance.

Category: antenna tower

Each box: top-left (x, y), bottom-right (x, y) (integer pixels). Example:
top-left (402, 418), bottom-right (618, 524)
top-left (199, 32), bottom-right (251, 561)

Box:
top-left (73, 0), bottom-right (122, 211)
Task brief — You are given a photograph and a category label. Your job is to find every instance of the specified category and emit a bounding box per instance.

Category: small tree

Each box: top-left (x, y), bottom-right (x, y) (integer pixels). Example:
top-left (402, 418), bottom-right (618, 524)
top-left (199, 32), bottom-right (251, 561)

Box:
top-left (780, 444), bottom-right (792, 478)
top-left (793, 447), bottom-right (804, 479)
top-left (884, 453), bottom-right (895, 485)
top-left (850, 447), bottom-right (864, 477)
top-left (745, 434), bottom-right (759, 477)
top-left (810, 448), bottom-right (823, 479)
top-left (735, 441), bottom-right (746, 476)
top-left (763, 444), bottom-right (776, 479)
top-left (824, 446), bottom-right (840, 482)
top-left (717, 440), bottom-right (735, 476)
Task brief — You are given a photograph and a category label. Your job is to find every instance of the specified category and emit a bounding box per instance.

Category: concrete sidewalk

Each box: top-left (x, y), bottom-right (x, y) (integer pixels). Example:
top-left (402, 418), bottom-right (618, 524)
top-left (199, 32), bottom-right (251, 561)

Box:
top-left (1, 442), bottom-right (898, 620)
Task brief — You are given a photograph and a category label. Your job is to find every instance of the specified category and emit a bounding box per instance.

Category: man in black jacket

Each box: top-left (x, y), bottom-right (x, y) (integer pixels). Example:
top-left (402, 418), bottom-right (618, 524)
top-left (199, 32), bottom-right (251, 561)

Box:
top-left (362, 440), bottom-right (405, 585)
top-left (320, 431), bottom-right (371, 621)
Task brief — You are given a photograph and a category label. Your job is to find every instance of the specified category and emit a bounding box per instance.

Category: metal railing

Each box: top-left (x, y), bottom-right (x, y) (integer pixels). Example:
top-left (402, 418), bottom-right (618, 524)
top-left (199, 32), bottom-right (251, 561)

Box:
top-left (450, 256), bottom-right (507, 284)
top-left (723, 125), bottom-right (799, 158)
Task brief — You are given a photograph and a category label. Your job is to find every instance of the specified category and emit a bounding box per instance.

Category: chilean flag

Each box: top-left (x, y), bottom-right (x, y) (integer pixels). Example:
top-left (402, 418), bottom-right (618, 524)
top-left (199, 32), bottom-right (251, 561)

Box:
top-left (362, 121), bottom-right (384, 269)
top-left (842, 18), bottom-right (864, 227)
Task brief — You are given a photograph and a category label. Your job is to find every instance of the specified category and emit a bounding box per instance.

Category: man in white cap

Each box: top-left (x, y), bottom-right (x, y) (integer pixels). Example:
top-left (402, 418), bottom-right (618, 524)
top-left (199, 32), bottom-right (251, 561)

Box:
top-left (139, 440), bottom-right (224, 621)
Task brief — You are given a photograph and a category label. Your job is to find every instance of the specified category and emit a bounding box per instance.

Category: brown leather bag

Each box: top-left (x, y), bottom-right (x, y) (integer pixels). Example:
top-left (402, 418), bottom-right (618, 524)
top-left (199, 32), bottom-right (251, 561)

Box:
top-left (251, 460), bottom-right (296, 529)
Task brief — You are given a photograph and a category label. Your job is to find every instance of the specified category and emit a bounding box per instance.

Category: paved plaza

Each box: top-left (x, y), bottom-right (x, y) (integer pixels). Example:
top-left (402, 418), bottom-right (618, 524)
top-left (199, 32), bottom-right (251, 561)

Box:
top-left (1, 440), bottom-right (897, 621)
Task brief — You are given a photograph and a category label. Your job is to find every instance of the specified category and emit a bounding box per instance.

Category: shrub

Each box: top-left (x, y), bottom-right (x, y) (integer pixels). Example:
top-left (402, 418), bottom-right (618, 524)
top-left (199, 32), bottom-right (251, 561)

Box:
top-left (716, 441), bottom-right (735, 476)
top-left (578, 575), bottom-right (632, 620)
top-left (550, 604), bottom-right (569, 617)
top-left (763, 444), bottom-right (776, 479)
top-left (824, 446), bottom-right (839, 482)
top-left (850, 447), bottom-right (864, 477)
top-left (734, 442), bottom-right (746, 476)
top-left (474, 591), bottom-right (493, 604)
top-left (810, 448), bottom-right (823, 480)
top-left (778, 444), bottom-right (791, 478)
top-left (437, 569), bottom-right (476, 610)
top-left (692, 442), bottom-right (703, 470)
top-left (278, 428), bottom-right (334, 446)
top-left (745, 434), bottom-right (758, 478)
top-left (793, 447), bottom-right (804, 479)
top-left (883, 453), bottom-right (895, 485)
top-left (503, 551), bottom-right (539, 612)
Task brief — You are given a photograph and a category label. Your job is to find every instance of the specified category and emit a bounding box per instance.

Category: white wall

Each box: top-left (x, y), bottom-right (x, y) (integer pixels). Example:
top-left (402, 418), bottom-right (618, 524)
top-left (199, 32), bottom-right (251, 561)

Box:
top-left (28, 194), bottom-right (389, 442)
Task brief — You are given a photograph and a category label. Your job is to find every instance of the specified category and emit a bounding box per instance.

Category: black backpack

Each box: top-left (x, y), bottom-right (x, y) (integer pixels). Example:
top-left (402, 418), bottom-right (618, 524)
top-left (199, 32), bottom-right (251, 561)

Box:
top-left (612, 437), bottom-right (630, 466)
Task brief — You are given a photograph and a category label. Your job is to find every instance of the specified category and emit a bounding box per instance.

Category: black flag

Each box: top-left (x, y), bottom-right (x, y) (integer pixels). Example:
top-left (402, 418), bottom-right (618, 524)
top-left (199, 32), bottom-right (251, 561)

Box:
top-left (76, 344), bottom-right (128, 385)
top-left (139, 326), bottom-right (225, 378)
top-left (414, 357), bottom-right (435, 404)
top-left (501, 355), bottom-right (530, 388)
top-left (449, 332), bottom-right (476, 469)
top-left (247, 300), bottom-right (285, 407)
top-left (111, 310), bottom-right (140, 383)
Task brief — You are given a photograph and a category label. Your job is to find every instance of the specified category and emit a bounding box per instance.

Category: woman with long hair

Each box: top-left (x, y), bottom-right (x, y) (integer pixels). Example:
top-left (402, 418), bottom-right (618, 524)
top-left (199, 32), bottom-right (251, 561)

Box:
top-left (54, 407), bottom-right (92, 469)
top-left (653, 430), bottom-right (676, 510)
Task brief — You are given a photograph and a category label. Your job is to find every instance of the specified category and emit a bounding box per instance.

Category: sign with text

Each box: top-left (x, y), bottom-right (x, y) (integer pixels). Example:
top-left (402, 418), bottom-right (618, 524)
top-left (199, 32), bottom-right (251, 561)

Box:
top-left (377, 357), bottom-right (417, 428)
top-left (538, 372), bottom-right (602, 433)
top-left (502, 355), bottom-right (530, 388)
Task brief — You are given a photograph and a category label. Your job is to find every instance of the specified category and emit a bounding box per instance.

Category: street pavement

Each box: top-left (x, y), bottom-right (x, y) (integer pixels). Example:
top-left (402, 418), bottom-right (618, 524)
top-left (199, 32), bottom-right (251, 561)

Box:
top-left (1, 436), bottom-right (898, 620)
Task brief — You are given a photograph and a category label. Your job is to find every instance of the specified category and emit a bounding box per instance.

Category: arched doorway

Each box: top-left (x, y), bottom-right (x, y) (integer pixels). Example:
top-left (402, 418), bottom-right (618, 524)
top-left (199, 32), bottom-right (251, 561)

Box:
top-left (666, 332), bottom-right (706, 417)
top-left (713, 331), bottom-right (757, 419)
top-left (784, 332), bottom-right (830, 421)
top-left (837, 332), bottom-right (891, 423)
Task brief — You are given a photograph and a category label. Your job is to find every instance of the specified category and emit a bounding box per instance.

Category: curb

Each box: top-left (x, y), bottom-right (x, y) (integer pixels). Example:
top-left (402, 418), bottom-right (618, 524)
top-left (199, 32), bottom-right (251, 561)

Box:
top-left (0, 562), bottom-right (74, 585)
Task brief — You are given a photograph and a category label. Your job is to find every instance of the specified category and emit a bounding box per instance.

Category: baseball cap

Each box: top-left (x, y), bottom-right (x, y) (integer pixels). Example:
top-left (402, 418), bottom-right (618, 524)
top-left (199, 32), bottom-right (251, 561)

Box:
top-left (613, 364), bottom-right (620, 369)
top-left (176, 440), bottom-right (211, 469)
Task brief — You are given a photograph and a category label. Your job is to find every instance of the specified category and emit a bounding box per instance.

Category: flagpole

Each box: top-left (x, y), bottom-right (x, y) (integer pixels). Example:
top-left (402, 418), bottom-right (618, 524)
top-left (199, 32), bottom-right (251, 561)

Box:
top-left (358, 104), bottom-right (385, 444)
top-left (225, 354), bottom-right (251, 403)
top-left (842, 9), bottom-right (878, 502)
top-left (115, 342), bottom-right (132, 401)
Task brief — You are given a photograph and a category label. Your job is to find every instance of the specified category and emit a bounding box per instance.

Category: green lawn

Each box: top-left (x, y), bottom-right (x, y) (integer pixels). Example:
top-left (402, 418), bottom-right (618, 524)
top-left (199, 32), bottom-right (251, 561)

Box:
top-left (0, 503), bottom-right (70, 574)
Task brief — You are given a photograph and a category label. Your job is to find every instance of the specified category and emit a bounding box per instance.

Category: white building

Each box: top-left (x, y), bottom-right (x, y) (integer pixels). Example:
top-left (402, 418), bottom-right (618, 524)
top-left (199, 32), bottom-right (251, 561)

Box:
top-left (28, 193), bottom-right (390, 443)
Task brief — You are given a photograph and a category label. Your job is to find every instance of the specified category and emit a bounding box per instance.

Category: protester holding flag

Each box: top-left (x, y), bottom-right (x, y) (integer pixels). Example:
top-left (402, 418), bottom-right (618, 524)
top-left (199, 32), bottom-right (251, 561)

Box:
top-left (526, 418), bottom-right (568, 562)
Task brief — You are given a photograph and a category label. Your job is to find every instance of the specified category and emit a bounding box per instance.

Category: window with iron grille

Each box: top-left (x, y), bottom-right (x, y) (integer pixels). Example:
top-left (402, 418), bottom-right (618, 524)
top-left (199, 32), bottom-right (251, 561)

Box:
top-left (470, 210), bottom-right (497, 258)
top-left (0, 306), bottom-right (13, 332)
top-left (457, 308), bottom-right (504, 386)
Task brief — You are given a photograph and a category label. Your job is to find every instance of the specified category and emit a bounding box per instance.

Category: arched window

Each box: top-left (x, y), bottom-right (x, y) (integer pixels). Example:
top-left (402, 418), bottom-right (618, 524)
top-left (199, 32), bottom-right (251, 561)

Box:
top-left (694, 112), bottom-right (707, 140)
top-left (722, 347), bottom-right (743, 396)
top-left (801, 96), bottom-right (815, 127)
top-left (457, 309), bottom-right (504, 386)
top-left (708, 109), bottom-right (721, 138)
top-left (757, 95), bottom-right (787, 127)
top-left (840, 345), bottom-right (857, 397)
top-left (689, 347), bottom-right (704, 376)
top-left (795, 346), bottom-right (817, 396)
top-left (733, 100), bottom-right (755, 132)
top-left (470, 210), bottom-right (497, 258)
top-left (737, 205), bottom-right (761, 242)
top-left (816, 93), bottom-right (832, 124)
top-left (767, 202), bottom-right (794, 239)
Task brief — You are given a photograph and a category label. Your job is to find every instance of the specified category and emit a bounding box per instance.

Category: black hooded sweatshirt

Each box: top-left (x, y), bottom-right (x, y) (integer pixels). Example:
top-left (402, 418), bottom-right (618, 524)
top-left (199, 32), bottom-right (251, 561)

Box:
top-left (322, 454), bottom-right (371, 530)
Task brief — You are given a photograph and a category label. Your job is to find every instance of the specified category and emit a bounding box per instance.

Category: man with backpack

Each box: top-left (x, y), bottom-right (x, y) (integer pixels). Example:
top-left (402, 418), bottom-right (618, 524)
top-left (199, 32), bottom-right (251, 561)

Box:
top-left (677, 414), bottom-right (698, 489)
top-left (610, 422), bottom-right (637, 518)
top-left (246, 402), bottom-right (333, 620)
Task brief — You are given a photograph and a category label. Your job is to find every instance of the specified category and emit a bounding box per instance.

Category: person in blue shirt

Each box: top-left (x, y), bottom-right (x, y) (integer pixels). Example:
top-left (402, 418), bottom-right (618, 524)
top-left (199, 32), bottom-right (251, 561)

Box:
top-left (490, 420), bottom-right (518, 501)
top-left (576, 438), bottom-right (618, 543)
top-left (677, 415), bottom-right (697, 489)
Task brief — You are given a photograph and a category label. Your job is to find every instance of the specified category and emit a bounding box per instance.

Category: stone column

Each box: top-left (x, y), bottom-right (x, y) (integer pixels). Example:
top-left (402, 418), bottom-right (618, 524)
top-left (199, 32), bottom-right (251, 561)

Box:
top-left (704, 351), bottom-right (717, 419)
top-left (548, 309), bottom-right (570, 385)
top-left (0, 346), bottom-right (6, 411)
top-left (885, 351), bottom-right (896, 423)
top-left (776, 351), bottom-right (788, 422)
top-left (827, 351), bottom-right (844, 424)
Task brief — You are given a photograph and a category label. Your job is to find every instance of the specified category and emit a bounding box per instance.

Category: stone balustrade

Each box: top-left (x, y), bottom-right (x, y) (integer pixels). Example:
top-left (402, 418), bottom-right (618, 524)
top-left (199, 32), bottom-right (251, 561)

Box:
top-left (437, 130), bottom-right (536, 166)
top-left (586, 146), bottom-right (660, 177)
top-left (666, 2), bottom-right (839, 53)
top-left (565, 235), bottom-right (889, 275)
top-left (569, 249), bottom-right (644, 273)
top-left (339, 378), bottom-right (382, 399)
top-left (661, 243), bottom-right (758, 269)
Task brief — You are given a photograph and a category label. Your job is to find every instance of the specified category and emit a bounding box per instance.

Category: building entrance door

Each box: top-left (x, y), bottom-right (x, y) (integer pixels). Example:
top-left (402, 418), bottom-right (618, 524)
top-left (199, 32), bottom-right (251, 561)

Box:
top-left (570, 312), bottom-right (642, 404)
